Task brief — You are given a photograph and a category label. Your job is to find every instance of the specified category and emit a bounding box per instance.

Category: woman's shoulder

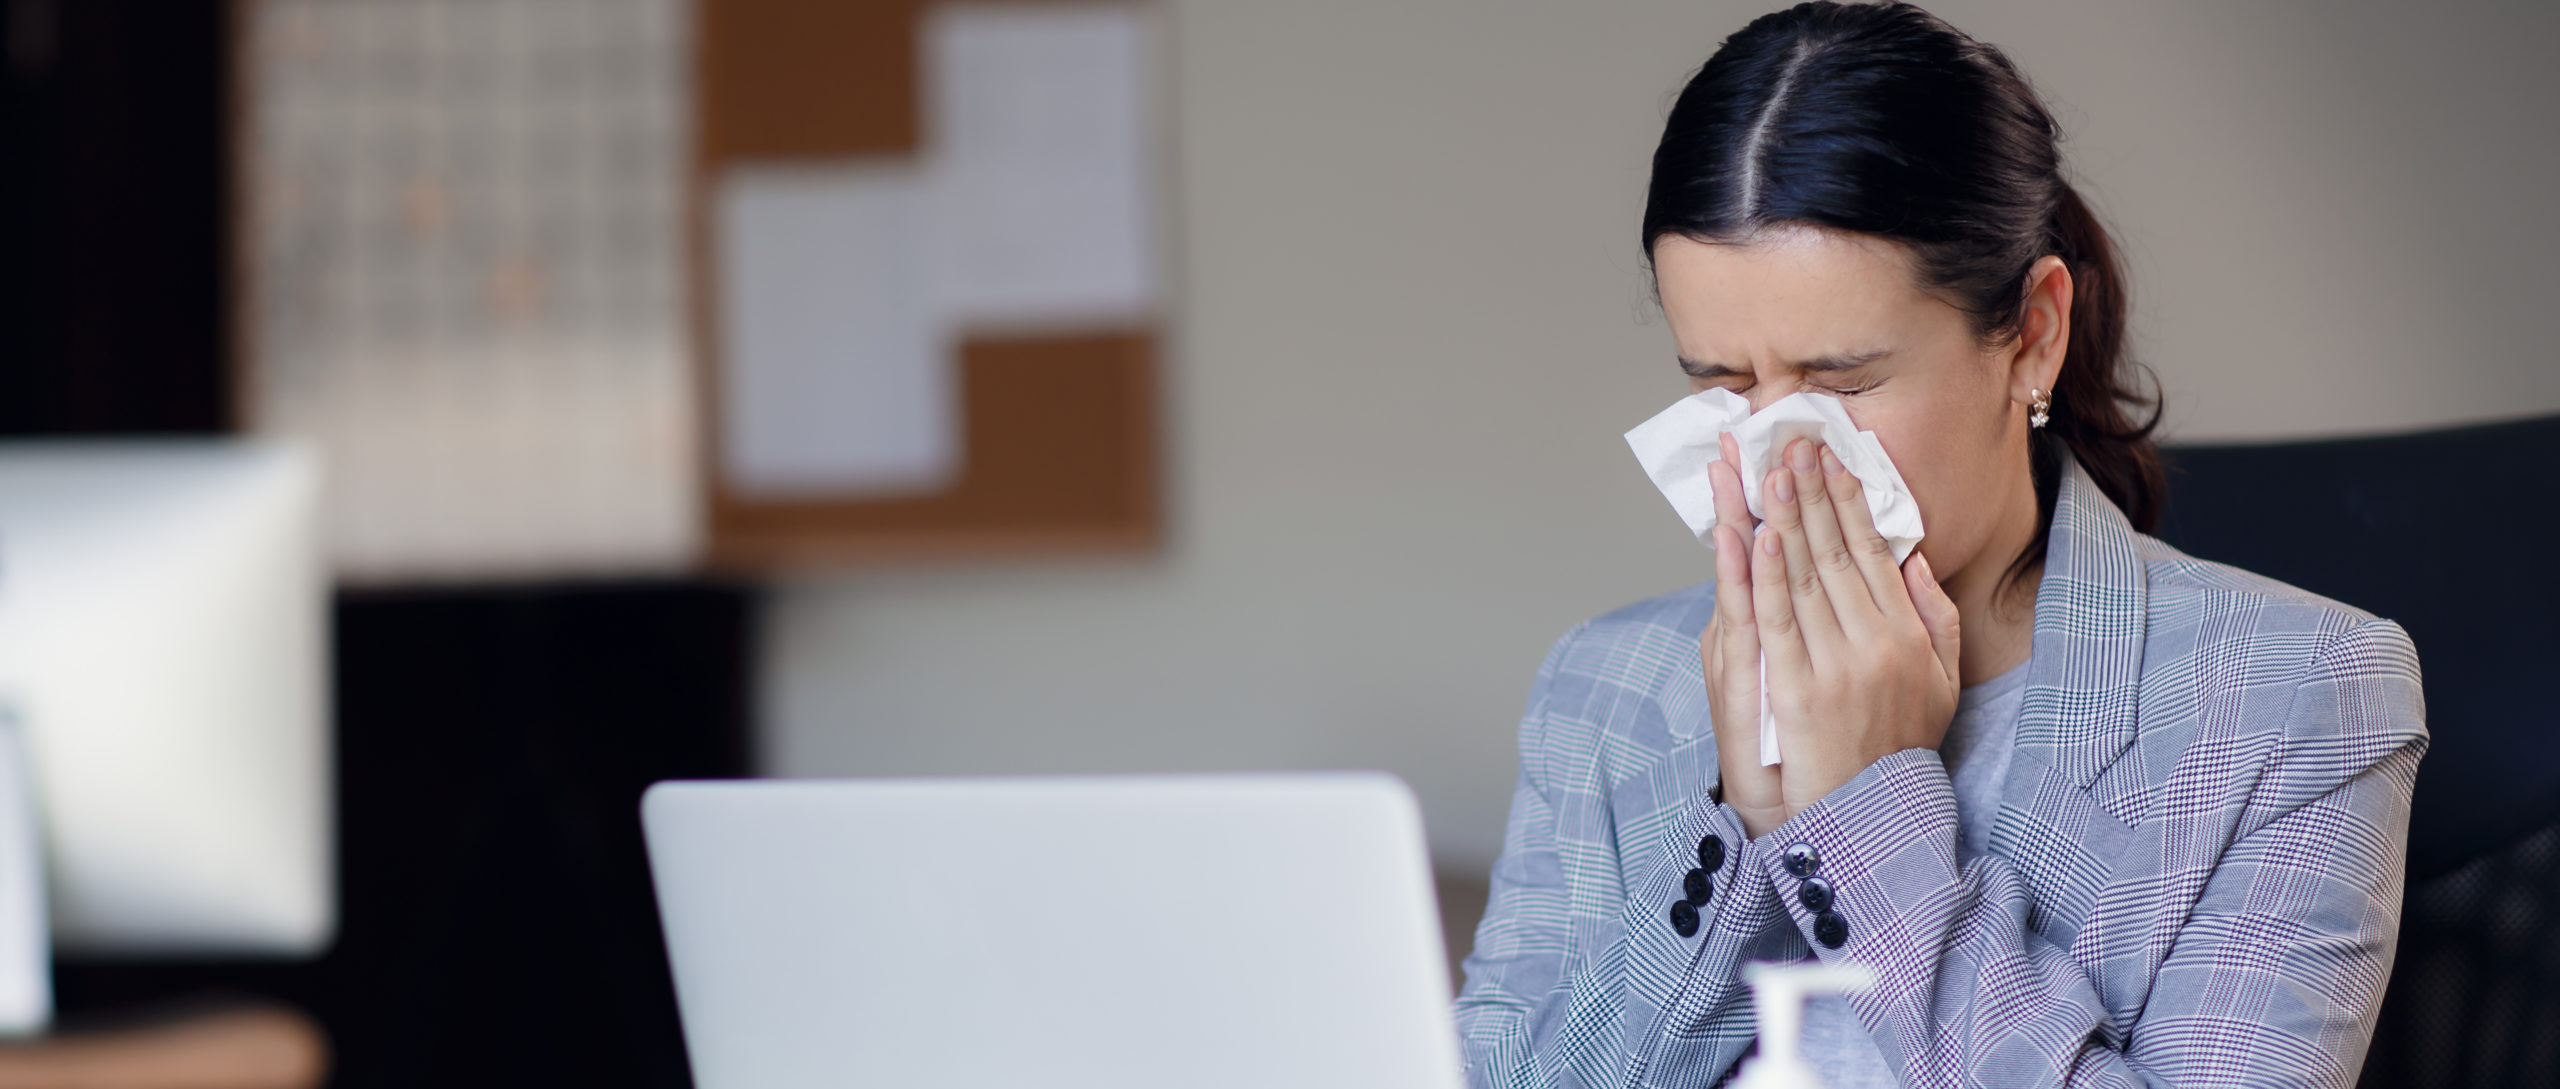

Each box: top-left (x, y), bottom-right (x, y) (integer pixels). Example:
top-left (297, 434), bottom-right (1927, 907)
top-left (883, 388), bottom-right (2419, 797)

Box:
top-left (2134, 530), bottom-right (2386, 629)
top-left (1513, 582), bottom-right (1716, 777)
top-left (2121, 533), bottom-right (2426, 810)
top-left (1533, 580), bottom-right (1717, 688)
top-left (2131, 531), bottom-right (2421, 696)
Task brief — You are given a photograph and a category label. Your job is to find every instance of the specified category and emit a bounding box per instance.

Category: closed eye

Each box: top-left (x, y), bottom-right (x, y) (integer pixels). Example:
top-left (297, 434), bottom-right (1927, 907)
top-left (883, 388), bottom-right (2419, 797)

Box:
top-left (1687, 379), bottom-right (1879, 397)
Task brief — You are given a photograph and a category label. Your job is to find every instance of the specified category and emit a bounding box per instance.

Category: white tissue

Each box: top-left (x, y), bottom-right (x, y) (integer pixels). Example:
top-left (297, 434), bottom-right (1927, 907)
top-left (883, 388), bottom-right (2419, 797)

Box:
top-left (1623, 388), bottom-right (1926, 765)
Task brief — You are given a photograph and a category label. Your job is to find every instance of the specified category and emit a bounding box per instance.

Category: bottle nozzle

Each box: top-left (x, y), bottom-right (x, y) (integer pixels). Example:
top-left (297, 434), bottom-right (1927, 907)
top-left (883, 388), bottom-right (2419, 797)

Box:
top-left (1732, 960), bottom-right (1877, 1089)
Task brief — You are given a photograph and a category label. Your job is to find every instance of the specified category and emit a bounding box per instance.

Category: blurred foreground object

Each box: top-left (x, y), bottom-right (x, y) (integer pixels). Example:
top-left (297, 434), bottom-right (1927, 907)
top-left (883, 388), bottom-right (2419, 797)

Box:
top-left (0, 1004), bottom-right (324, 1089)
top-left (644, 773), bottom-right (1458, 1088)
top-left (0, 441), bottom-right (332, 1033)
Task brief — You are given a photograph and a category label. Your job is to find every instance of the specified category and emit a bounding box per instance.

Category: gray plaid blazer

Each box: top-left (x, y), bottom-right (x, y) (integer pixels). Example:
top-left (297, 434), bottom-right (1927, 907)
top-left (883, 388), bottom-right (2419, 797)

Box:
top-left (1454, 445), bottom-right (2428, 1089)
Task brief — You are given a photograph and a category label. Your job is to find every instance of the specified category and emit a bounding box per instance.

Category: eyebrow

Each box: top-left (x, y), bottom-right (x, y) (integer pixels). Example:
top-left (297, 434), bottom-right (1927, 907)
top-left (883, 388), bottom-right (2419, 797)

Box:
top-left (1678, 348), bottom-right (1893, 379)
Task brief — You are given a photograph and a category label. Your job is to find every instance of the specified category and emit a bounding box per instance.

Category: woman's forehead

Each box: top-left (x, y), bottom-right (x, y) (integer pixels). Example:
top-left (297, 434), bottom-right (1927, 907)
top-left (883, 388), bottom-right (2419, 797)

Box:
top-left (1651, 227), bottom-right (1955, 367)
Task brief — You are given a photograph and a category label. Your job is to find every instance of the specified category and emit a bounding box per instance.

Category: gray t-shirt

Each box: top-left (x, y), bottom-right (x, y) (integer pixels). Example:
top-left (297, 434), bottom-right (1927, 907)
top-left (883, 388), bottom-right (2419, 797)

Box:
top-left (1791, 653), bottom-right (2032, 1089)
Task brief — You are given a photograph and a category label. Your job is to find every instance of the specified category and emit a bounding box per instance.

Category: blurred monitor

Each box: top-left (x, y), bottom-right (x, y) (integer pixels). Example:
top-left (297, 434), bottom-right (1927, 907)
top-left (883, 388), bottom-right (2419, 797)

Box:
top-left (0, 441), bottom-right (332, 1027)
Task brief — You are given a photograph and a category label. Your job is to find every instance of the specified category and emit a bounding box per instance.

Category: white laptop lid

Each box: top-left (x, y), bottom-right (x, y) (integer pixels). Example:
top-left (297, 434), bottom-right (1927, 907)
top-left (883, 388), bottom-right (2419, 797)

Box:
top-left (642, 772), bottom-right (1465, 1089)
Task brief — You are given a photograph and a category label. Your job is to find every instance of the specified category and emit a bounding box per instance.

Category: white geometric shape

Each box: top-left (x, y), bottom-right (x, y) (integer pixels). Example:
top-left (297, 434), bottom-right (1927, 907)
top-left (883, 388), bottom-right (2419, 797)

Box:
top-left (923, 3), bottom-right (1159, 330)
top-left (715, 163), bottom-right (962, 499)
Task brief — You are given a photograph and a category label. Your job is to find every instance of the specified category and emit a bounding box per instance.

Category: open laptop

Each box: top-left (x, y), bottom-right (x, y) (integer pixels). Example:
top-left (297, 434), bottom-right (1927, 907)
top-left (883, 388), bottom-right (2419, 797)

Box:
top-left (641, 771), bottom-right (1466, 1089)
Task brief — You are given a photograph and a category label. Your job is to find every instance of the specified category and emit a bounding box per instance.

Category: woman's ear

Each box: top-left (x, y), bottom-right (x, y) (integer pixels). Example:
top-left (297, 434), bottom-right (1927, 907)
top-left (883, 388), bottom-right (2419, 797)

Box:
top-left (2007, 255), bottom-right (2073, 400)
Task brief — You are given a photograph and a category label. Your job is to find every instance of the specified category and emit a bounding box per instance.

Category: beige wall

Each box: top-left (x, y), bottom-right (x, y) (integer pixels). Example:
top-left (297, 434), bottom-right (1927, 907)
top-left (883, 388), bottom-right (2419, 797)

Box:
top-left (761, 0), bottom-right (2560, 873)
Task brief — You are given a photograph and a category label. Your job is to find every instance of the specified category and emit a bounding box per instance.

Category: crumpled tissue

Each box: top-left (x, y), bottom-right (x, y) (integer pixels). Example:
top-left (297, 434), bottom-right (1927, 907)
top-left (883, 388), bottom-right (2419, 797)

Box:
top-left (1622, 388), bottom-right (1926, 765)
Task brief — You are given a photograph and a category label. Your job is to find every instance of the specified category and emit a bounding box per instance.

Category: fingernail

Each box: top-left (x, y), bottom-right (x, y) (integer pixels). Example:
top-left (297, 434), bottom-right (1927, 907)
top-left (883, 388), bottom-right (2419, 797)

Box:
top-left (1773, 471), bottom-right (1794, 503)
top-left (1789, 440), bottom-right (1816, 473)
top-left (1917, 553), bottom-right (1935, 584)
top-left (1821, 446), bottom-right (1845, 477)
top-left (1762, 526), bottom-right (1782, 555)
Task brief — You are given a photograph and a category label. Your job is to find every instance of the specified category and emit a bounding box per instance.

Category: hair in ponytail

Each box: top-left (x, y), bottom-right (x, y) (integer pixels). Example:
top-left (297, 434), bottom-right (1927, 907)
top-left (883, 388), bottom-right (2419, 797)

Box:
top-left (1643, 0), bottom-right (2167, 608)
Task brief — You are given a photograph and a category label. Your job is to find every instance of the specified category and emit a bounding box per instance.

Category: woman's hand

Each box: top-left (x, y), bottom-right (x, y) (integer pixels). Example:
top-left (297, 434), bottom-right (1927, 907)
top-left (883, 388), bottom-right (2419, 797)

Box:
top-left (1705, 434), bottom-right (1964, 837)
top-left (1758, 435), bottom-right (1965, 818)
top-left (1703, 431), bottom-right (1788, 837)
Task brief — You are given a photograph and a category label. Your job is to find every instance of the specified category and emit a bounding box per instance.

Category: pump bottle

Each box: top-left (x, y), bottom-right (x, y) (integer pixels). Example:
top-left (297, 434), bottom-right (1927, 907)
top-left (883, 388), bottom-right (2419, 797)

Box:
top-left (1731, 960), bottom-right (1879, 1089)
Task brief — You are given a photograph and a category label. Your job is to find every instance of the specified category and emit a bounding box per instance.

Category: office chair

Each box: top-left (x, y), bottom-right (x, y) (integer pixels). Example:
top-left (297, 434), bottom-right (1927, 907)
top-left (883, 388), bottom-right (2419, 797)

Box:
top-left (2147, 412), bottom-right (2560, 1089)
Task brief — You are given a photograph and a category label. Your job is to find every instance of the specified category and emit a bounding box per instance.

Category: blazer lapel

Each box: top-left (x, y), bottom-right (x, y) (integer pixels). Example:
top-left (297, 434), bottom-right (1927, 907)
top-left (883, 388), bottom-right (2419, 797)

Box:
top-left (2011, 445), bottom-right (2151, 792)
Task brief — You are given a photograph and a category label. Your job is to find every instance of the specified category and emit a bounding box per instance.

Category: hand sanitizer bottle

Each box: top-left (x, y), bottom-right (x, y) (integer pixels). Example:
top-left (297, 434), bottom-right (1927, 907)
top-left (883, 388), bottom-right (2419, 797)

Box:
top-left (1732, 960), bottom-right (1878, 1089)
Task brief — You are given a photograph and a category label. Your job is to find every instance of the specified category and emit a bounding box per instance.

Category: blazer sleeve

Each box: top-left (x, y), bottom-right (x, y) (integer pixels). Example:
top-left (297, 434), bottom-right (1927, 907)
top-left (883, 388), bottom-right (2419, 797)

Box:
top-left (1754, 615), bottom-right (2428, 1089)
top-left (1453, 623), bottom-right (1800, 1089)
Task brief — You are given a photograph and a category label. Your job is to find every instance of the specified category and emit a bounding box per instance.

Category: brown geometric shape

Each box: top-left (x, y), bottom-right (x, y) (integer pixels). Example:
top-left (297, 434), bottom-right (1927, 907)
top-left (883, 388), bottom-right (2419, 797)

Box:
top-left (705, 329), bottom-right (1161, 568)
top-left (696, 0), bottom-right (931, 160)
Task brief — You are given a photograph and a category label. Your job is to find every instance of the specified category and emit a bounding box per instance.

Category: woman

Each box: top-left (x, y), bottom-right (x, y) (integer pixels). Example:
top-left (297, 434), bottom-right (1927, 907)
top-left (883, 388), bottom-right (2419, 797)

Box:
top-left (1451, 4), bottom-right (2427, 1088)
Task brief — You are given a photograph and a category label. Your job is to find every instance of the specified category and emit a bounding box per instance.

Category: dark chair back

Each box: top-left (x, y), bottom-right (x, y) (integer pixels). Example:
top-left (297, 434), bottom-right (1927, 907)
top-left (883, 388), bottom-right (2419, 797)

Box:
top-left (2149, 413), bottom-right (2560, 1089)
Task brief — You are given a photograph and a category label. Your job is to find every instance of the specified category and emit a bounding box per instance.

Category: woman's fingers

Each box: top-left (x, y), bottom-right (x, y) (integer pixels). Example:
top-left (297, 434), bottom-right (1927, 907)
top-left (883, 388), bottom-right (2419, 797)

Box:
top-left (1713, 431), bottom-right (1755, 542)
top-left (1709, 432), bottom-right (1764, 654)
top-left (1817, 443), bottom-right (1920, 628)
top-left (1784, 437), bottom-right (1885, 635)
top-left (1709, 519), bottom-right (1784, 824)
top-left (1712, 519), bottom-right (1756, 665)
top-left (1762, 453), bottom-right (1844, 654)
top-left (1709, 460), bottom-right (1760, 703)
top-left (1903, 550), bottom-right (1964, 690)
top-left (1750, 517), bottom-right (1814, 710)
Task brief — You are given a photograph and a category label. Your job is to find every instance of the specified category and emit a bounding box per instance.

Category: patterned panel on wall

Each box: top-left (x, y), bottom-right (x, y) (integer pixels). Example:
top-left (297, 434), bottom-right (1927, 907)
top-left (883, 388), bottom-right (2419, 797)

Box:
top-left (239, 0), bottom-right (697, 581)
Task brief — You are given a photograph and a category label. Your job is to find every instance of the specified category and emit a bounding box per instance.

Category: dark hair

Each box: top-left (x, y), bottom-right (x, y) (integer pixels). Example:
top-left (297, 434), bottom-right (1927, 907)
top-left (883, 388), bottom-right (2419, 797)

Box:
top-left (1642, 0), bottom-right (2165, 610)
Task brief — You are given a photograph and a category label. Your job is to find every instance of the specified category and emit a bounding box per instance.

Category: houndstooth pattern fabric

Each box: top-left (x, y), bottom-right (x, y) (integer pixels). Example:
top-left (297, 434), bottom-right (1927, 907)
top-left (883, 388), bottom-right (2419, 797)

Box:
top-left (1453, 445), bottom-right (2429, 1089)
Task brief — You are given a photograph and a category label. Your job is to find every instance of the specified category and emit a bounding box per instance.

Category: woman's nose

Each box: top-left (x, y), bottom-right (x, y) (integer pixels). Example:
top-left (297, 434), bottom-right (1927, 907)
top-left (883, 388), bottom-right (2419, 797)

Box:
top-left (1744, 381), bottom-right (1807, 416)
top-left (1740, 381), bottom-right (1853, 423)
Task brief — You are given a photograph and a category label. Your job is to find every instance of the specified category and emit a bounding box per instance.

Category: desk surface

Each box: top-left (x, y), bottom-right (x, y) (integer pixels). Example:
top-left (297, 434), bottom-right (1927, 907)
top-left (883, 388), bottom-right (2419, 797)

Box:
top-left (0, 1005), bottom-right (324, 1089)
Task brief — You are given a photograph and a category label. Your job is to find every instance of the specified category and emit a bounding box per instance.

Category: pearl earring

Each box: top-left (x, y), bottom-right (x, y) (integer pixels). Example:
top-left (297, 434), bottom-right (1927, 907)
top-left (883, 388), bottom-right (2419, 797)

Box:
top-left (2029, 387), bottom-right (2051, 429)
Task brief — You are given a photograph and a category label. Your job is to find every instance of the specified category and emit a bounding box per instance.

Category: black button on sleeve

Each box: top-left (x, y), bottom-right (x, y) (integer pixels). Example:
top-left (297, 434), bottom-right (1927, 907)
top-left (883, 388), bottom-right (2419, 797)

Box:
top-left (1782, 842), bottom-right (1822, 877)
top-left (1797, 876), bottom-right (1834, 913)
top-left (1813, 910), bottom-right (1848, 949)
top-left (1669, 899), bottom-right (1701, 937)
top-left (1683, 868), bottom-right (1714, 905)
top-left (1697, 834), bottom-right (1725, 872)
